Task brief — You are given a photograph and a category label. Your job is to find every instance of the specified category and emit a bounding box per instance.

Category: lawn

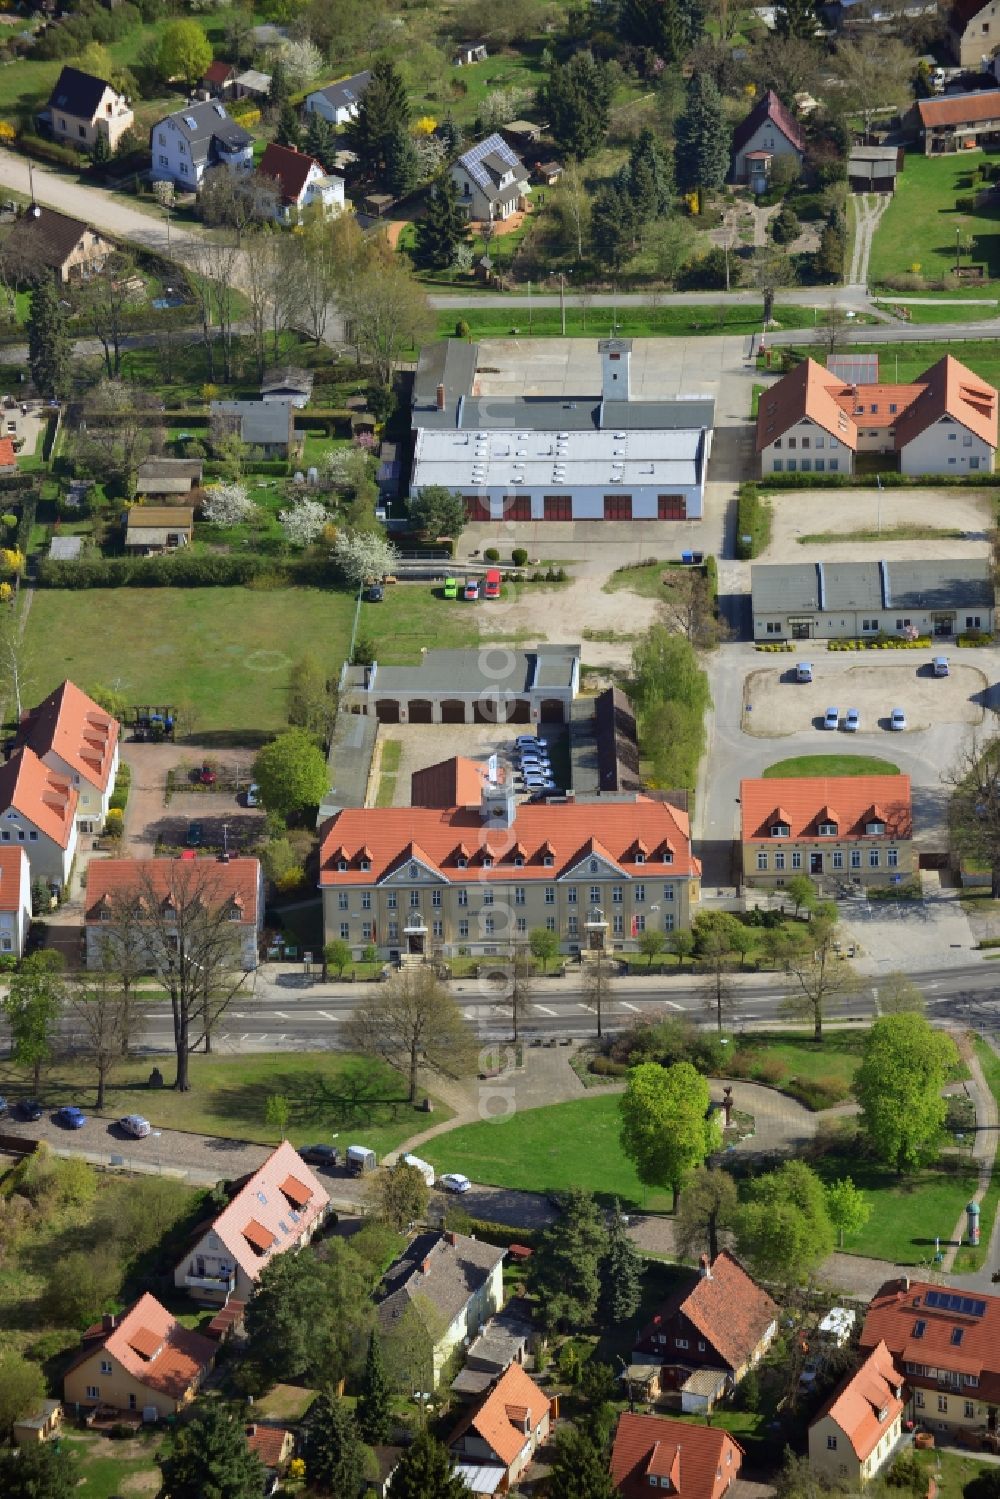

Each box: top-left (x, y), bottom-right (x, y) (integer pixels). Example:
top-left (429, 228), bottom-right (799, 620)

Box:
top-left (60, 1434), bottom-right (164, 1499)
top-left (951, 1035), bottom-right (1000, 1273)
top-left (787, 338), bottom-right (1000, 388)
top-left (435, 303), bottom-right (830, 341)
top-left (603, 559), bottom-right (678, 597)
top-left (875, 299), bottom-right (1000, 323)
top-left (868, 152), bottom-right (1000, 285)
top-left (797, 524), bottom-right (965, 545)
top-left (763, 755), bottom-right (901, 777)
top-left (727, 1029), bottom-right (868, 1107)
top-left (0, 1051), bottom-right (453, 1155)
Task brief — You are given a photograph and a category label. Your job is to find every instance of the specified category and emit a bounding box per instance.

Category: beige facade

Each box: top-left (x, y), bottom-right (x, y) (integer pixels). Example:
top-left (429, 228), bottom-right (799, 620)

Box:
top-left (759, 416), bottom-right (852, 476)
top-left (808, 1410), bottom-right (902, 1487)
top-left (56, 229), bottom-right (115, 284)
top-left (52, 85), bottom-right (133, 152)
top-left (64, 1349), bottom-right (208, 1420)
top-left (949, 3), bottom-right (1000, 69)
top-left (742, 833), bottom-right (914, 889)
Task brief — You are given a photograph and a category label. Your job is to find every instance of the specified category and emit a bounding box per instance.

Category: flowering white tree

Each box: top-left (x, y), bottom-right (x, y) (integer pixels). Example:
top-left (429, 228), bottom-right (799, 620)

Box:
top-left (201, 482), bottom-right (257, 527)
top-left (152, 180), bottom-right (175, 209)
top-left (334, 530), bottom-right (398, 586)
top-left (279, 498), bottom-right (329, 546)
top-left (279, 37), bottom-right (324, 90)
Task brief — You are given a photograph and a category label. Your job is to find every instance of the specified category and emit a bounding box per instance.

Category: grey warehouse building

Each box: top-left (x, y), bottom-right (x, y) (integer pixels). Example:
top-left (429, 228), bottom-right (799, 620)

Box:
top-left (751, 559), bottom-right (995, 641)
top-left (340, 645), bottom-right (581, 723)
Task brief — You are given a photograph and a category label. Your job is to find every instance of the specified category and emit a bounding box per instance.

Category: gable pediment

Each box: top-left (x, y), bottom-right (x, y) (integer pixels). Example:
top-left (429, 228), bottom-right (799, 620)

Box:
top-left (559, 850), bottom-right (627, 881)
top-left (377, 854), bottom-right (445, 886)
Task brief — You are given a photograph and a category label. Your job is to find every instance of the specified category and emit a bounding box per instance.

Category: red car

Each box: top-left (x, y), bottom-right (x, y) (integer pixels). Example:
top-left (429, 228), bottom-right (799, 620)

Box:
top-left (198, 763), bottom-right (217, 785)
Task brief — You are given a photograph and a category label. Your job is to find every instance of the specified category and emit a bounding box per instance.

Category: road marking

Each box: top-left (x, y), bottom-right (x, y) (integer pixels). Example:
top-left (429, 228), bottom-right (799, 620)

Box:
top-left (277, 1033), bottom-right (287, 1042)
top-left (316, 1010), bottom-right (339, 1021)
top-left (240, 1033), bottom-right (251, 1041)
top-left (272, 1010), bottom-right (289, 1019)
top-left (463, 1010), bottom-right (476, 1020)
top-left (661, 1000), bottom-right (684, 1011)
top-left (621, 1001), bottom-right (640, 1012)
top-left (534, 1004), bottom-right (557, 1016)
top-left (578, 1003), bottom-right (596, 1013)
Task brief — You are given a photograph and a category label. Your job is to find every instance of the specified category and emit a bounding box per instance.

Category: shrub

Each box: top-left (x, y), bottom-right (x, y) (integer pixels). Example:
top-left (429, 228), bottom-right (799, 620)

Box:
top-left (736, 483), bottom-right (771, 559)
top-left (16, 135), bottom-right (84, 169)
top-left (752, 1056), bottom-right (787, 1086)
top-left (590, 1055), bottom-right (628, 1077)
top-left (104, 808), bottom-right (124, 837)
top-left (455, 319), bottom-right (471, 338)
top-left (484, 546), bottom-right (500, 561)
top-left (275, 865), bottom-right (306, 894)
top-left (511, 547), bottom-right (528, 566)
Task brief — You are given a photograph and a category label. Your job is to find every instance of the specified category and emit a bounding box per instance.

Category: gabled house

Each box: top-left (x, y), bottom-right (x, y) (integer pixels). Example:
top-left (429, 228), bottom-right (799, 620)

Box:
top-left (448, 1360), bottom-right (551, 1493)
top-left (234, 69), bottom-right (272, 102)
top-left (202, 60), bottom-right (238, 98)
top-left (636, 1252), bottom-right (779, 1392)
top-left (14, 680), bottom-right (119, 836)
top-left (610, 1413), bottom-right (743, 1499)
top-left (809, 1340), bottom-right (905, 1487)
top-left (741, 774), bottom-right (914, 887)
top-left (150, 100), bottom-right (253, 189)
top-left (377, 1230), bottom-right (506, 1387)
top-left (450, 132), bottom-right (530, 222)
top-left (0, 845), bottom-right (32, 958)
top-left (0, 206), bottom-right (114, 284)
top-left (453, 42), bottom-right (489, 65)
top-left (135, 457), bottom-right (204, 497)
top-left (912, 87), bottom-right (1000, 153)
top-left (731, 89), bottom-right (805, 190)
top-left (260, 367), bottom-right (314, 408)
top-left (125, 505), bottom-right (194, 554)
top-left (84, 856), bottom-right (264, 972)
top-left (0, 747), bottom-right (77, 889)
top-left (256, 142), bottom-right (345, 221)
top-left (246, 1424), bottom-right (295, 1485)
top-left (451, 1301), bottom-right (534, 1399)
top-left (303, 70), bottom-right (372, 126)
top-left (63, 1293), bottom-right (216, 1418)
top-left (175, 1141), bottom-right (330, 1304)
top-left (210, 399), bottom-right (296, 457)
top-left (40, 65), bottom-right (134, 154)
top-left (949, 0), bottom-right (1000, 69)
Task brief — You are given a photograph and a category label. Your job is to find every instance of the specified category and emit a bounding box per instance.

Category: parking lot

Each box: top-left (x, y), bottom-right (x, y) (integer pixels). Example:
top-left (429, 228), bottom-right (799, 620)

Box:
top-left (377, 723), bottom-right (567, 809)
top-left (742, 659), bottom-right (988, 737)
top-left (122, 744), bottom-right (265, 858)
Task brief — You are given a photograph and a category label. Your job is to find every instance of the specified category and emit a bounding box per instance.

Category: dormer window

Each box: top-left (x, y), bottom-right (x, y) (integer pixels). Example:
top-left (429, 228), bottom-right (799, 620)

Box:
top-left (770, 822), bottom-right (790, 838)
top-left (360, 858), bottom-right (371, 871)
top-left (866, 821), bottom-right (885, 836)
top-left (543, 854), bottom-right (554, 866)
top-left (337, 859), bottom-right (347, 872)
top-left (483, 856), bottom-right (493, 868)
top-left (589, 859), bottom-right (599, 873)
top-left (456, 856), bottom-right (468, 868)
top-left (635, 851), bottom-right (646, 864)
top-left (818, 822), bottom-right (838, 837)
top-left (514, 856), bottom-right (524, 867)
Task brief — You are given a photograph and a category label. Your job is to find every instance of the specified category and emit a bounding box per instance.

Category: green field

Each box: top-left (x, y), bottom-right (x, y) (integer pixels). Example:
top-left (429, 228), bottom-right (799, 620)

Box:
top-left (788, 338), bottom-right (1000, 387)
top-left (0, 1050), bottom-right (452, 1155)
top-left (763, 755), bottom-right (901, 777)
top-left (61, 1434), bottom-right (164, 1499)
top-left (436, 303), bottom-right (835, 342)
top-left (868, 153), bottom-right (1000, 285)
top-left (875, 299), bottom-right (1000, 324)
top-left (603, 560), bottom-right (679, 597)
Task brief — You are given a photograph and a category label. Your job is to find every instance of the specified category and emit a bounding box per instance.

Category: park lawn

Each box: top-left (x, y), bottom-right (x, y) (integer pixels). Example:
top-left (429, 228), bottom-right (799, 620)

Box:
top-left (868, 151), bottom-right (1000, 284)
top-left (910, 1448), bottom-right (997, 1499)
top-left (0, 1051), bottom-right (452, 1155)
top-left (807, 1141), bottom-right (979, 1261)
top-left (60, 1434), bottom-right (164, 1499)
top-left (422, 1094), bottom-right (674, 1212)
top-left (763, 755), bottom-right (901, 777)
top-left (729, 1029), bottom-right (867, 1101)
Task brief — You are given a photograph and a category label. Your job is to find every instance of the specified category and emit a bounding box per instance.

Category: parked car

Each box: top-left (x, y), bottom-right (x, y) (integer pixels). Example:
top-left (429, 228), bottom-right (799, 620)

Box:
top-left (55, 1105), bottom-right (87, 1130)
top-left (844, 708), bottom-right (860, 733)
top-left (245, 782), bottom-right (260, 808)
top-left (198, 763), bottom-right (216, 785)
top-left (464, 579), bottom-right (480, 601)
top-left (823, 706), bottom-right (839, 730)
top-left (515, 736), bottom-right (547, 749)
top-left (300, 1143), bottom-right (340, 1170)
top-left (439, 1172), bottom-right (472, 1193)
top-left (187, 821), bottom-right (204, 847)
top-left (119, 1114), bottom-right (151, 1138)
top-left (890, 707), bottom-right (907, 731)
top-left (365, 584), bottom-right (384, 603)
top-left (443, 577), bottom-right (458, 599)
top-left (795, 662), bottom-right (813, 682)
top-left (484, 568), bottom-right (501, 599)
top-left (15, 1099), bottom-right (42, 1121)
top-left (933, 656), bottom-right (950, 676)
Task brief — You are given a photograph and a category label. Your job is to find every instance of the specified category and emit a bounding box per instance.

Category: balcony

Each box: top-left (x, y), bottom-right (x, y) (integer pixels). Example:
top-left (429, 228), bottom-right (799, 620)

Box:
top-left (184, 1268), bottom-right (235, 1293)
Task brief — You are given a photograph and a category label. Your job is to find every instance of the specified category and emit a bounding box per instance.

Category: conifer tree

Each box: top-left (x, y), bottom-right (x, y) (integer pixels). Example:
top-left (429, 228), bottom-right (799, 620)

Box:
top-left (357, 1331), bottom-right (393, 1445)
top-left (674, 73), bottom-right (731, 195)
top-left (27, 276), bottom-right (69, 399)
top-left (414, 178), bottom-right (469, 269)
top-left (302, 1394), bottom-right (367, 1498)
top-left (600, 1200), bottom-right (643, 1324)
top-left (387, 1430), bottom-right (467, 1499)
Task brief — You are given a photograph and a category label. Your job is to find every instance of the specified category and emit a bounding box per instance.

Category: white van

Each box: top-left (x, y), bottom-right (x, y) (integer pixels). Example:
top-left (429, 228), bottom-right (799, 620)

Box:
top-left (402, 1153), bottom-right (435, 1187)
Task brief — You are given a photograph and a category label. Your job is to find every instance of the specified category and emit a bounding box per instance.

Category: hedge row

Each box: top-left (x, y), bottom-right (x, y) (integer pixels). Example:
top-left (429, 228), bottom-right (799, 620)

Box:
top-left (15, 135), bottom-right (83, 170)
top-left (759, 472), bottom-right (1000, 491)
top-left (736, 483), bottom-right (772, 560)
top-left (36, 550), bottom-right (345, 589)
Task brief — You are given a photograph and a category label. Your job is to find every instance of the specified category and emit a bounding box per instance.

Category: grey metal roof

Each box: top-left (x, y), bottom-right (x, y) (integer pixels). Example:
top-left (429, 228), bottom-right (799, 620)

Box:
top-left (752, 559), bottom-right (994, 613)
top-left (418, 393), bottom-right (716, 434)
top-left (751, 563), bottom-right (821, 613)
top-left (310, 70), bottom-right (371, 112)
top-left (889, 558), bottom-right (994, 610)
top-left (412, 339), bottom-right (479, 412)
top-left (235, 69), bottom-right (271, 93)
top-left (210, 399), bottom-right (292, 446)
top-left (370, 646), bottom-right (580, 695)
top-left (377, 1230), bottom-right (505, 1336)
top-left (49, 536), bottom-right (81, 560)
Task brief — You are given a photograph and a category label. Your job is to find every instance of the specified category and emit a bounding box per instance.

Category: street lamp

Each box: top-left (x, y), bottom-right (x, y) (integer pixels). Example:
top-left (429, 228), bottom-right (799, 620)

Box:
top-left (550, 270), bottom-right (570, 336)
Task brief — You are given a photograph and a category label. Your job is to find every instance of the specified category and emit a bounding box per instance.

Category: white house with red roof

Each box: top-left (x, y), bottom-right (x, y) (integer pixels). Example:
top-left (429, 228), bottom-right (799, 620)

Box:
top-left (84, 856), bottom-right (264, 971)
top-left (13, 680), bottom-right (119, 835)
top-left (809, 1340), bottom-right (905, 1486)
top-left (610, 1412), bottom-right (743, 1499)
top-left (731, 89), bottom-right (805, 190)
top-left (0, 845), bottom-right (31, 956)
top-left (257, 141), bottom-right (344, 222)
top-left (0, 746), bottom-right (78, 889)
top-left (63, 1292), bottom-right (216, 1418)
top-left (175, 1141), bottom-right (330, 1304)
top-left (448, 1361), bottom-right (551, 1493)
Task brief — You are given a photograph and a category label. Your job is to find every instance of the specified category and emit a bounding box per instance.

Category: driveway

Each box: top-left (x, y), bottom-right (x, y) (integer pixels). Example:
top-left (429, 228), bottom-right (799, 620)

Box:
top-left (122, 742), bottom-right (263, 858)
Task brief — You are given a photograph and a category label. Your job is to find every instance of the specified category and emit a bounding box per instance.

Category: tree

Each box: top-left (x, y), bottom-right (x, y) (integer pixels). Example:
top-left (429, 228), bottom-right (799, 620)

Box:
top-left (27, 277), bottom-right (69, 399)
top-left (672, 1164), bottom-right (738, 1261)
top-left (334, 528), bottom-right (399, 588)
top-left (347, 58), bottom-right (411, 184)
top-left (547, 1425), bottom-right (617, 1499)
top-left (66, 970), bottom-right (132, 1109)
top-left (540, 53), bottom-right (613, 161)
top-left (340, 249), bottom-right (434, 390)
top-left (279, 37), bottom-right (324, 91)
top-left (279, 498), bottom-right (329, 547)
top-left (159, 1401), bottom-right (266, 1499)
top-left (305, 110), bottom-right (338, 173)
top-left (694, 912), bottom-right (739, 1034)
top-left (494, 945), bottom-right (534, 1042)
top-left (620, 0), bottom-right (705, 58)
top-left (324, 939), bottom-right (352, 977)
top-left (639, 929), bottom-right (667, 967)
top-left (585, 948), bottom-right (615, 1039)
top-left (854, 1014), bottom-right (958, 1173)
top-left (347, 966), bottom-right (476, 1104)
top-left (387, 1429), bottom-right (468, 1499)
top-left (0, 1348), bottom-right (45, 1437)
top-left (246, 1242), bottom-right (375, 1385)
top-left (357, 1331), bottom-right (392, 1445)
top-left (621, 128), bottom-right (674, 221)
top-left (773, 905), bottom-right (856, 1040)
top-left (43, 1244), bottom-right (122, 1328)
top-left (79, 250), bottom-right (135, 379)
top-left (0, 1442), bottom-right (78, 1499)
top-left (156, 19), bottom-right (213, 87)
top-left (3, 952), bottom-right (64, 1093)
top-left (287, 654), bottom-right (337, 743)
top-left (365, 1161), bottom-right (429, 1231)
top-left (253, 728), bottom-right (329, 821)
top-left (529, 926), bottom-right (560, 972)
top-left (600, 1200), bottom-right (642, 1324)
top-left (674, 74), bottom-right (731, 195)
top-left (785, 873), bottom-right (817, 919)
top-left (201, 482), bottom-right (257, 527)
top-left (948, 735), bottom-right (1000, 898)
top-left (592, 185), bottom-right (639, 271)
top-left (620, 1061), bottom-right (721, 1210)
top-left (553, 161), bottom-right (592, 258)
top-left (76, 379), bottom-right (164, 494)
top-left (302, 1394), bottom-right (368, 1497)
top-left (735, 1159), bottom-right (835, 1281)
top-left (660, 567), bottom-right (723, 650)
top-left (771, 202), bottom-right (800, 246)
top-left (382, 126), bottom-right (420, 199)
top-left (877, 971), bottom-right (925, 1016)
top-left (831, 38), bottom-right (914, 137)
top-left (826, 1175), bottom-right (872, 1248)
top-left (529, 1187), bottom-right (606, 1331)
top-left (407, 484), bottom-right (467, 540)
top-left (776, 0), bottom-right (818, 36)
top-left (264, 1093), bottom-right (290, 1140)
top-left (199, 168), bottom-right (278, 238)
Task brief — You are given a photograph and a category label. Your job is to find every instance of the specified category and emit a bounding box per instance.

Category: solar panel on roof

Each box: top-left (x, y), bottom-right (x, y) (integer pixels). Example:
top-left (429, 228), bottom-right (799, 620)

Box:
top-left (925, 1290), bottom-right (986, 1316)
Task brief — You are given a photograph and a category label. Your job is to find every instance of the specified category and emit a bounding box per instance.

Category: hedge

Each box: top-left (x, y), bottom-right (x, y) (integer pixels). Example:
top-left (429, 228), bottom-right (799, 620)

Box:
top-left (759, 472), bottom-right (1000, 491)
top-left (36, 550), bottom-right (344, 589)
top-left (736, 483), bottom-right (771, 559)
top-left (15, 135), bottom-right (83, 170)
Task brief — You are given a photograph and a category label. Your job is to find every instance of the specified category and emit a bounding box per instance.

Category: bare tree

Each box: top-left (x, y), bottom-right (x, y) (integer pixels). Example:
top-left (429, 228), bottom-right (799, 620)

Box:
top-left (198, 167), bottom-right (278, 239)
top-left (584, 948), bottom-right (614, 1039)
top-left (948, 733), bottom-right (1000, 898)
top-left (66, 969), bottom-right (132, 1108)
top-left (79, 251), bottom-right (137, 380)
top-left (823, 300), bottom-right (847, 357)
top-left (555, 161), bottom-right (590, 260)
top-left (240, 228), bottom-right (275, 385)
top-left (698, 929), bottom-right (738, 1034)
top-left (90, 904), bottom-right (147, 1056)
top-left (661, 568), bottom-right (725, 650)
top-left (346, 966), bottom-right (476, 1104)
top-left (494, 945), bottom-right (534, 1043)
top-left (769, 906), bottom-right (857, 1041)
top-left (877, 971), bottom-right (925, 1016)
top-left (76, 379), bottom-right (165, 493)
top-left (831, 37), bottom-right (914, 138)
top-left (340, 242), bottom-right (434, 389)
top-left (185, 237), bottom-right (242, 383)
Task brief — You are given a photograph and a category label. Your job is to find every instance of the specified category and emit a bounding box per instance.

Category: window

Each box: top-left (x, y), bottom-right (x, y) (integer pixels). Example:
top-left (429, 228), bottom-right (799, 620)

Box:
top-left (545, 916), bottom-right (556, 932)
top-left (775, 851), bottom-right (785, 870)
top-left (664, 911), bottom-right (675, 931)
top-left (158, 132), bottom-right (166, 144)
top-left (818, 822), bottom-right (837, 837)
top-left (158, 153), bottom-right (168, 166)
top-left (514, 855), bottom-right (524, 867)
top-left (830, 459), bottom-right (839, 471)
top-left (663, 884), bottom-right (674, 901)
top-left (458, 918), bottom-right (469, 938)
top-left (589, 859), bottom-right (599, 873)
top-left (952, 1328), bottom-right (966, 1347)
top-left (938, 1396), bottom-right (948, 1413)
top-left (179, 162), bottom-right (188, 175)
top-left (567, 916), bottom-right (578, 935)
top-left (613, 913), bottom-right (624, 935)
top-left (567, 886), bottom-right (577, 904)
top-left (773, 438), bottom-right (782, 448)
top-left (967, 616), bottom-right (982, 629)
top-left (675, 1337), bottom-right (689, 1349)
top-left (545, 886), bottom-right (555, 905)
top-left (340, 923), bottom-right (349, 940)
top-left (771, 822), bottom-right (790, 838)
top-left (966, 1402), bottom-right (976, 1418)
top-left (456, 855), bottom-right (468, 869)
top-left (338, 892), bottom-right (348, 910)
top-left (964, 434), bottom-right (973, 446)
top-left (788, 437), bottom-right (797, 450)
top-left (100, 1359), bottom-right (112, 1374)
top-left (387, 922), bottom-right (398, 941)
top-left (613, 885), bottom-right (623, 904)
top-left (801, 459), bottom-right (812, 472)
top-left (433, 920), bottom-right (444, 938)
top-left (869, 849), bottom-right (880, 868)
top-left (590, 885), bottom-right (601, 903)
top-left (635, 850), bottom-right (646, 865)
top-left (792, 851), bottom-right (802, 869)
top-left (867, 821), bottom-right (885, 836)
top-left (360, 859), bottom-right (370, 871)
top-left (543, 853), bottom-right (554, 867)
top-left (815, 460), bottom-right (825, 472)
top-left (86, 1386), bottom-right (100, 1400)
top-left (483, 889), bottom-right (494, 906)
top-left (457, 888), bottom-right (468, 907)
top-left (888, 848), bottom-right (899, 867)
top-left (757, 851), bottom-right (768, 870)
top-left (483, 855), bottom-right (493, 868)
top-left (833, 851), bottom-right (844, 869)
top-left (514, 886), bottom-right (525, 905)
top-left (915, 1391), bottom-right (925, 1409)
top-left (635, 914), bottom-right (646, 933)
top-left (387, 891), bottom-right (397, 909)
top-left (361, 891), bottom-right (371, 909)
top-left (409, 890), bottom-right (420, 908)
top-left (851, 849), bottom-right (862, 869)
top-left (815, 434), bottom-right (824, 448)
top-left (773, 460), bottom-right (783, 472)
top-left (827, 1437), bottom-right (837, 1451)
top-left (361, 922), bottom-right (372, 941)
top-left (635, 884), bottom-right (646, 903)
top-left (484, 916), bottom-right (495, 935)
top-left (862, 619), bottom-right (878, 633)
top-left (787, 460), bottom-right (796, 472)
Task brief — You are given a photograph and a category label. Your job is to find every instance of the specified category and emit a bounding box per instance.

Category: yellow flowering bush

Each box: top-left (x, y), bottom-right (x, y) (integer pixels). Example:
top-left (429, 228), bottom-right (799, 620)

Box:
top-left (0, 547), bottom-right (24, 576)
top-left (414, 116), bottom-right (437, 135)
top-left (0, 122), bottom-right (16, 142)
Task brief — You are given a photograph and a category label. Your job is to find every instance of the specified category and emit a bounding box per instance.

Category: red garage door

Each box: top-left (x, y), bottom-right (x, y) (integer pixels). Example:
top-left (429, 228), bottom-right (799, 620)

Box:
top-left (604, 494), bottom-right (632, 521)
top-left (503, 496), bottom-right (532, 521)
top-left (658, 495), bottom-right (686, 520)
top-left (408, 699), bottom-right (433, 723)
top-left (543, 495), bottom-right (572, 521)
top-left (464, 495), bottom-right (490, 522)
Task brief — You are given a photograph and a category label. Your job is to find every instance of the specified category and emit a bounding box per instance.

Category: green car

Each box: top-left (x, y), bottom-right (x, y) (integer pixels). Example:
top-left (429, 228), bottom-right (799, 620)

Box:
top-left (443, 577), bottom-right (458, 599)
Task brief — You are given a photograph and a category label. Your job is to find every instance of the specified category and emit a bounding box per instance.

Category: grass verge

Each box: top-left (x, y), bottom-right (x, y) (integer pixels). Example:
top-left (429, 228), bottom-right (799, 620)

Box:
top-left (951, 1036), bottom-right (1000, 1274)
top-left (763, 755), bottom-right (901, 777)
top-left (797, 525), bottom-right (965, 545)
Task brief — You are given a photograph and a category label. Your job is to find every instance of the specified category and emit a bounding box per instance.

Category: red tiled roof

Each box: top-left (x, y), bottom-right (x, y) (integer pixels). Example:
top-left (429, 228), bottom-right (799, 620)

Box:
top-left (861, 1279), bottom-right (1000, 1401)
top-left (15, 680), bottom-right (118, 794)
top-left (917, 90), bottom-right (1000, 129)
top-left (126, 1326), bottom-right (163, 1359)
top-left (892, 354), bottom-right (998, 451)
top-left (192, 1141), bottom-right (330, 1285)
top-left (243, 1218), bottom-right (278, 1253)
top-left (756, 358), bottom-right (858, 454)
top-left (0, 438), bottom-right (17, 470)
top-left (203, 60), bottom-right (235, 85)
top-left (85, 856), bottom-right (261, 927)
top-left (741, 776), bottom-right (912, 843)
top-left (246, 1425), bottom-right (292, 1469)
top-left (0, 845), bottom-right (27, 912)
top-left (0, 746), bottom-right (77, 848)
top-left (65, 1293), bottom-right (215, 1401)
top-left (411, 756), bottom-right (491, 809)
top-left (449, 1362), bottom-right (549, 1470)
top-left (638, 1253), bottom-right (778, 1375)
top-left (257, 142), bottom-right (323, 204)
top-left (813, 1341), bottom-right (904, 1462)
top-left (831, 382), bottom-right (925, 429)
top-left (610, 1413), bottom-right (743, 1499)
top-left (732, 88), bottom-right (805, 156)
top-left (319, 797), bottom-right (699, 886)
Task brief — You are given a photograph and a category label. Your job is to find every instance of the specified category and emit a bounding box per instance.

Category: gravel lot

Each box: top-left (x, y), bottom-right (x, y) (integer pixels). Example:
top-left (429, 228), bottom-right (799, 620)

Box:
top-left (761, 486), bottom-right (993, 564)
top-left (742, 660), bottom-right (988, 736)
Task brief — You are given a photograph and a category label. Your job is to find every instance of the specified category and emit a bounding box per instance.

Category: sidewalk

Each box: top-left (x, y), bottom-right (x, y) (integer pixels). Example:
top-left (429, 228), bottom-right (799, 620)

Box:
top-left (940, 1031), bottom-right (998, 1274)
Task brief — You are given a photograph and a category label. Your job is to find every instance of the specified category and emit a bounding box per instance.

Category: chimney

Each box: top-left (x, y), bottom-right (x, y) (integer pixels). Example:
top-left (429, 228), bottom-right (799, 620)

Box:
top-left (102, 1313), bottom-right (116, 1332)
top-left (699, 1254), bottom-right (712, 1279)
top-left (901, 1275), bottom-right (910, 1292)
top-left (436, 382), bottom-right (446, 411)
top-left (445, 1231), bottom-right (457, 1246)
top-left (421, 1258), bottom-right (431, 1275)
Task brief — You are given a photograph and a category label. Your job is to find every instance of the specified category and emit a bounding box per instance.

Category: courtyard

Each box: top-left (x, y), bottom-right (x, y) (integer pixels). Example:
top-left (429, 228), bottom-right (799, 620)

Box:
top-left (373, 722), bottom-right (570, 809)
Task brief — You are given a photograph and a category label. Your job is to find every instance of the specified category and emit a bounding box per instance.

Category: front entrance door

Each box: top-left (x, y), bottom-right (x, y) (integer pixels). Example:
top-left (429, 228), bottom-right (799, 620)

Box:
top-left (792, 622), bottom-right (812, 640)
top-left (810, 853), bottom-right (823, 874)
top-left (933, 615), bottom-right (955, 637)
top-left (407, 933), bottom-right (425, 955)
top-left (989, 1408), bottom-right (997, 1434)
top-left (588, 930), bottom-right (605, 951)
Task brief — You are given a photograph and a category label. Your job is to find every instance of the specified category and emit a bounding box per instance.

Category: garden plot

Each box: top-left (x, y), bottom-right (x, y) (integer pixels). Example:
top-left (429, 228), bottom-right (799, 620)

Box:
top-left (742, 661), bottom-right (988, 736)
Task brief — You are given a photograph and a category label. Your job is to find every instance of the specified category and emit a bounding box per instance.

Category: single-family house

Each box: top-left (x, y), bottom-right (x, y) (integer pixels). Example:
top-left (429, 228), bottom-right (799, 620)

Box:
top-left (84, 856), bottom-right (264, 973)
top-left (210, 399), bottom-right (296, 457)
top-left (40, 65), bottom-right (134, 154)
top-left (610, 1412), bottom-right (743, 1499)
top-left (0, 747), bottom-right (77, 889)
top-left (202, 60), bottom-right (238, 98)
top-left (741, 774), bottom-right (914, 890)
top-left (750, 559), bottom-right (995, 640)
top-left (377, 1230), bottom-right (506, 1387)
top-left (260, 367), bottom-right (314, 408)
top-left (861, 1278), bottom-right (1000, 1440)
top-left (949, 0), bottom-right (1000, 67)
top-left (125, 505), bottom-right (194, 554)
top-left (636, 1252), bottom-right (779, 1392)
top-left (367, 1447), bottom-right (404, 1497)
top-left (448, 1361), bottom-right (552, 1493)
top-left (12, 1401), bottom-right (62, 1446)
top-left (234, 69), bottom-right (272, 102)
top-left (135, 457), bottom-right (204, 497)
top-left (809, 1340), bottom-right (905, 1487)
top-left (246, 1424), bottom-right (294, 1486)
top-left (450, 132), bottom-right (530, 222)
top-left (303, 70), bottom-right (372, 126)
top-left (451, 1300), bottom-right (535, 1399)
top-left (0, 206), bottom-right (114, 284)
top-left (453, 41), bottom-right (488, 64)
top-left (150, 100), bottom-right (254, 190)
top-left (256, 142), bottom-right (345, 221)
top-left (175, 1141), bottom-right (330, 1304)
top-left (64, 1294), bottom-right (215, 1419)
top-left (0, 845), bottom-right (33, 958)
top-left (13, 679), bottom-right (119, 835)
top-left (911, 88), bottom-right (1000, 153)
top-left (731, 89), bottom-right (805, 190)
